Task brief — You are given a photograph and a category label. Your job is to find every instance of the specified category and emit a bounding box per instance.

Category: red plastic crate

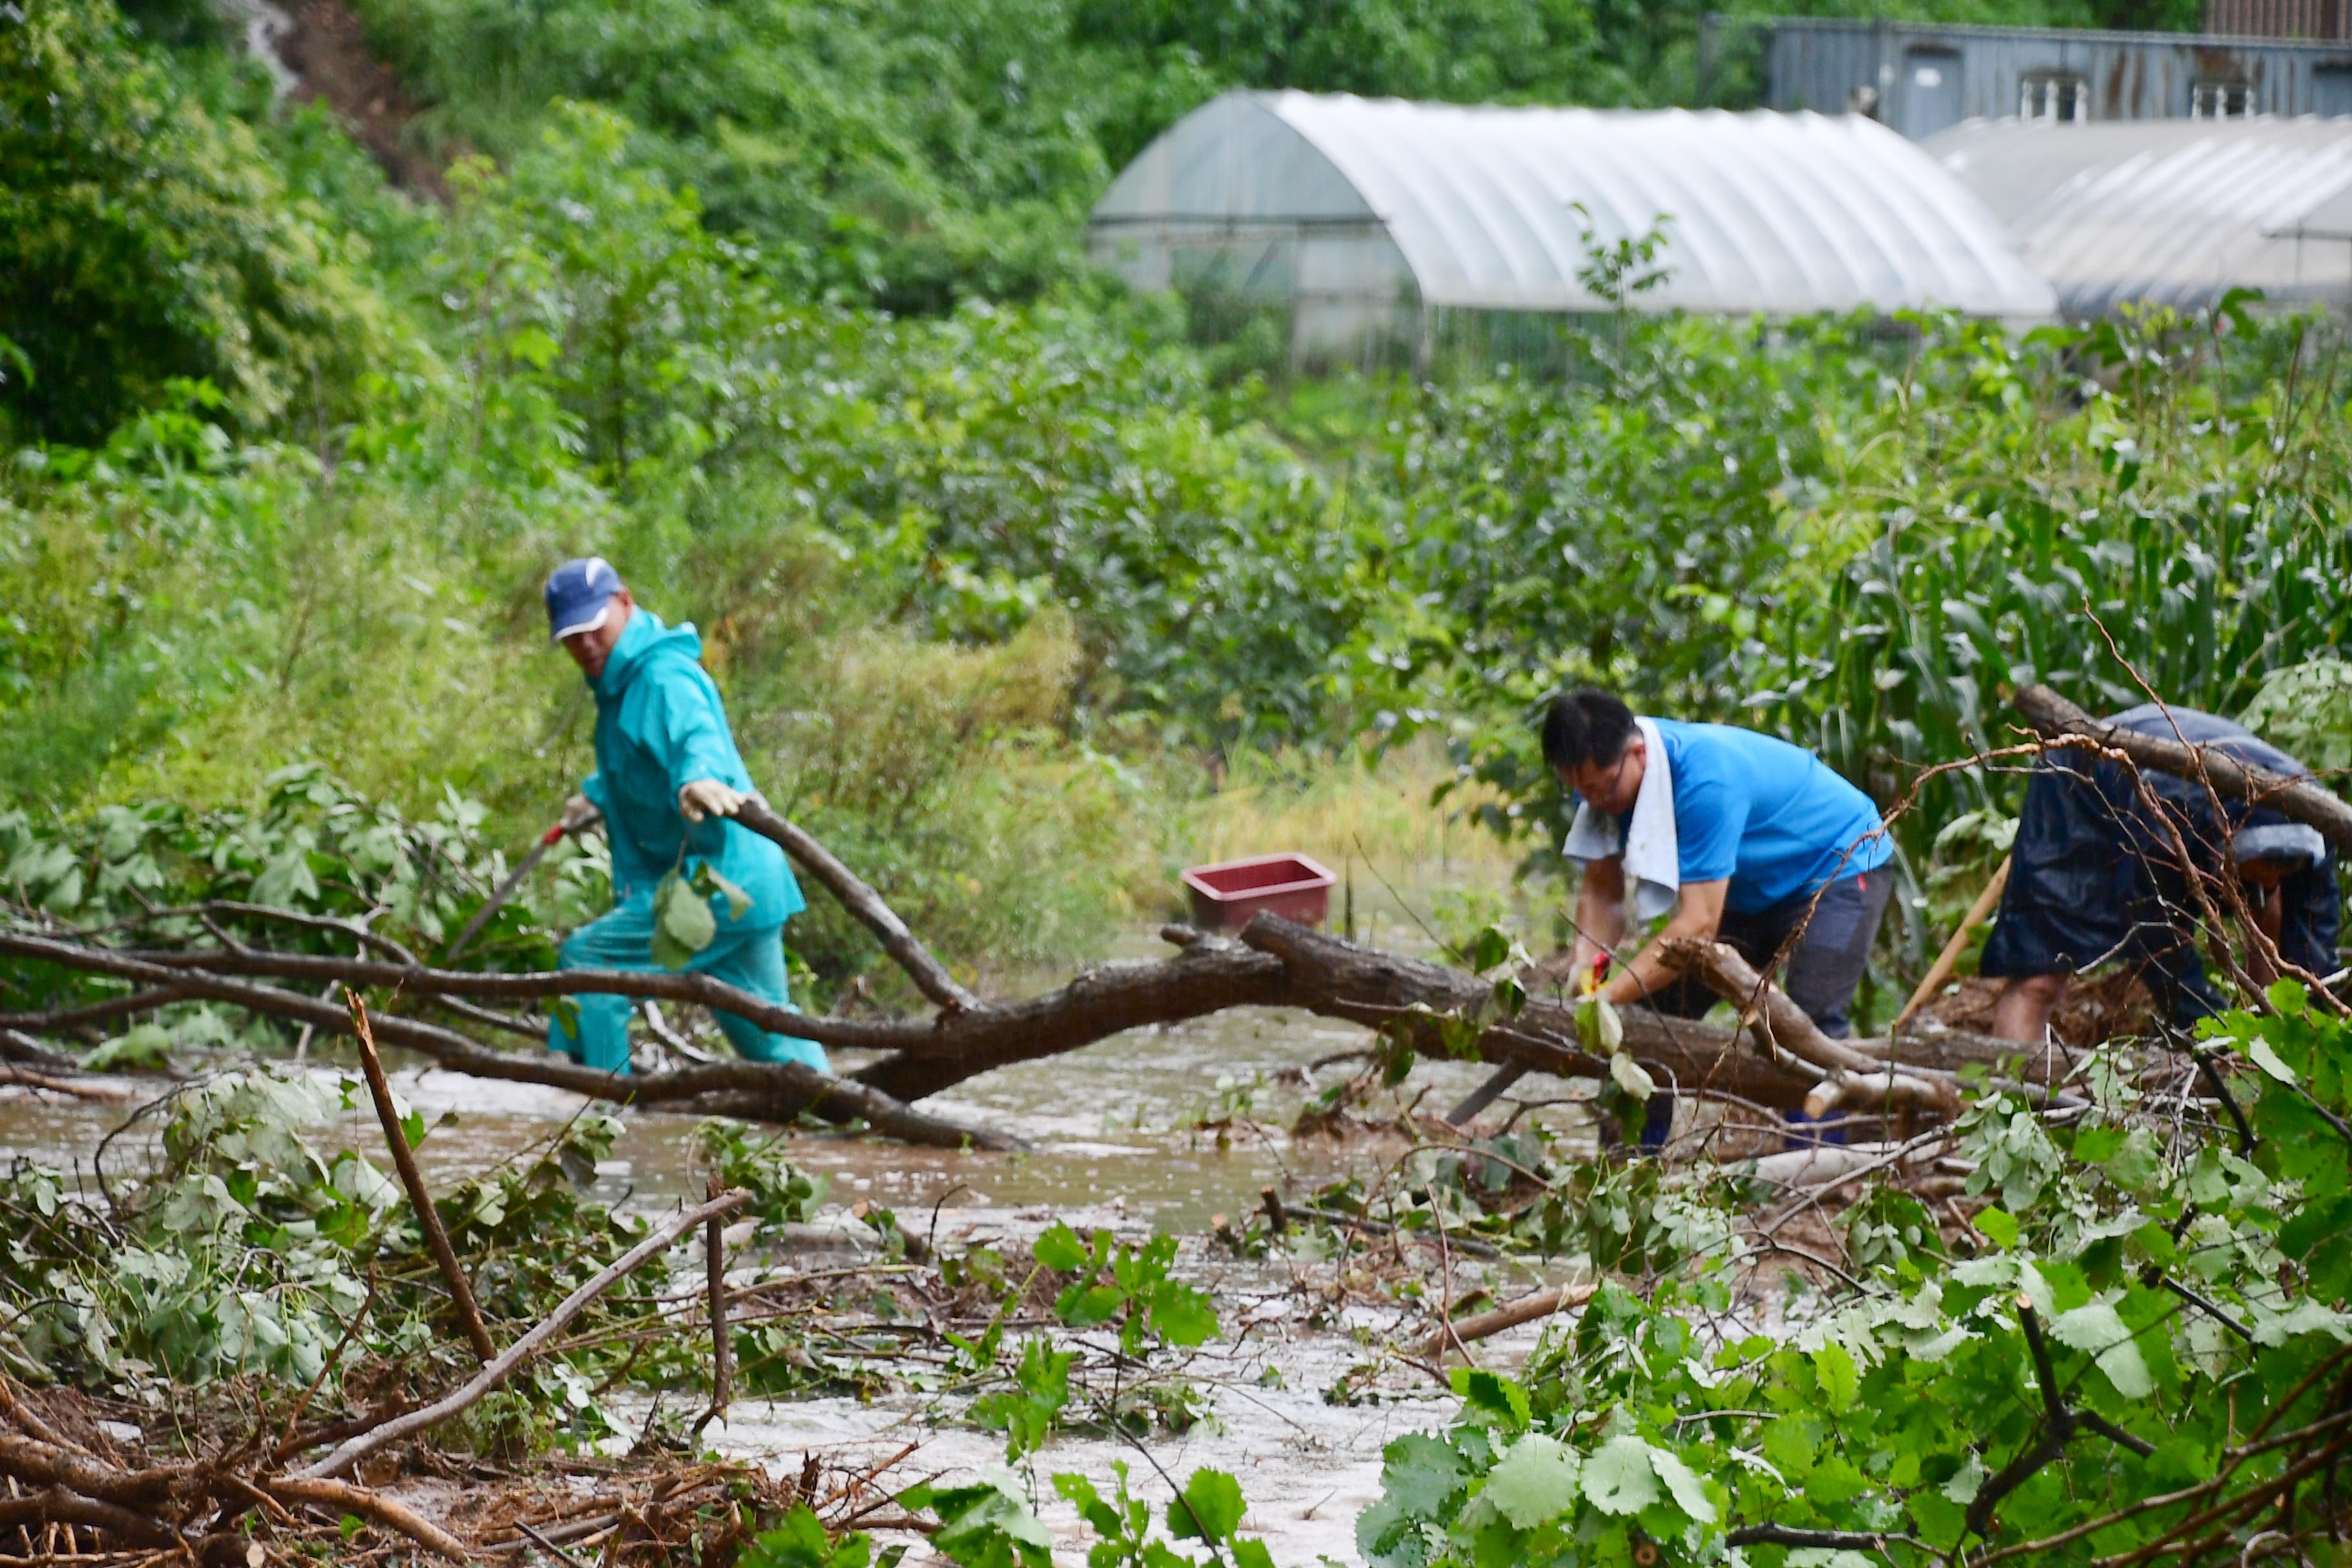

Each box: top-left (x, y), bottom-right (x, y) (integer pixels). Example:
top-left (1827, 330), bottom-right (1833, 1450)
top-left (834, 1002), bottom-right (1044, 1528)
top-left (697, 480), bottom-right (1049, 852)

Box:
top-left (1181, 852), bottom-right (1337, 931)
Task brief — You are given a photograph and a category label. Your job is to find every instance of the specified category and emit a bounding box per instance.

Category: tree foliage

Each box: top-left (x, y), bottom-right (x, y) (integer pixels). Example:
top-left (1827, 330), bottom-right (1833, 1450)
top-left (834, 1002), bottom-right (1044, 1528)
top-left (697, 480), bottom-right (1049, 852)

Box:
top-left (346, 0), bottom-right (2205, 311)
top-left (0, 0), bottom-right (400, 444)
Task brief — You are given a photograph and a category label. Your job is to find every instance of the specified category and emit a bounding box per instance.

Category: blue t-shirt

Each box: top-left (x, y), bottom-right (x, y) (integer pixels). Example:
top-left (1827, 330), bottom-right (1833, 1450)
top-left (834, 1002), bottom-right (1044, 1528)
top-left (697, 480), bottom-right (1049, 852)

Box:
top-left (1620, 721), bottom-right (1892, 916)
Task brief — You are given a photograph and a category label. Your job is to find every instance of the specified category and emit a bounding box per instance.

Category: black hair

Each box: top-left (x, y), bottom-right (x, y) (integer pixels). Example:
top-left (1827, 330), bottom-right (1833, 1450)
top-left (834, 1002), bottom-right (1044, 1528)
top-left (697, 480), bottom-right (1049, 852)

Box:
top-left (1539, 688), bottom-right (1638, 773)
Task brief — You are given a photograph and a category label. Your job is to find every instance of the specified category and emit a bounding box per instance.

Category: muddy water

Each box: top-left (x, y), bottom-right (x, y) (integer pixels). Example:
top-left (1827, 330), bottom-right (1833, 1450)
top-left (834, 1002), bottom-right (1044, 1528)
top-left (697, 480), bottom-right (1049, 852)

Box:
top-left (0, 898), bottom-right (1580, 1565)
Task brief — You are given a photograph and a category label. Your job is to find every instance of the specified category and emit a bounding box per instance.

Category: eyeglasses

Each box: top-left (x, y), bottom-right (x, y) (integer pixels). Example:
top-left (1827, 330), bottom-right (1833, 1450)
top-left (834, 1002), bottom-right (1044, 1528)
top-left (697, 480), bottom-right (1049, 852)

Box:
top-left (1573, 747), bottom-right (1634, 806)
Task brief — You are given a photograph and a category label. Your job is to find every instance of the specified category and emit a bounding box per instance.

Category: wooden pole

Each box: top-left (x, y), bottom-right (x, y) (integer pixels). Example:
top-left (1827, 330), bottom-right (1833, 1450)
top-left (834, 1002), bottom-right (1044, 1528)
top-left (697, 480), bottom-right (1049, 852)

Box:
top-left (1893, 856), bottom-right (2011, 1032)
top-left (344, 990), bottom-right (496, 1366)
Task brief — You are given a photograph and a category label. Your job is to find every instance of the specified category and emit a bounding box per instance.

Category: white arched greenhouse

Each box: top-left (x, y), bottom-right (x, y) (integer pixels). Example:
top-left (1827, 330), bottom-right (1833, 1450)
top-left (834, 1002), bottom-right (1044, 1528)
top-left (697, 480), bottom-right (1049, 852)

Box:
top-left (1926, 116), bottom-right (2352, 317)
top-left (1088, 90), bottom-right (2057, 367)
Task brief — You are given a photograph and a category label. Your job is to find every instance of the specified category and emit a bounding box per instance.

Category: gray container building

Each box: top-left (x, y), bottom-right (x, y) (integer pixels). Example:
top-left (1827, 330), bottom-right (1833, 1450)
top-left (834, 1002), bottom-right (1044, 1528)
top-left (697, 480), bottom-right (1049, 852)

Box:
top-left (1752, 16), bottom-right (2352, 139)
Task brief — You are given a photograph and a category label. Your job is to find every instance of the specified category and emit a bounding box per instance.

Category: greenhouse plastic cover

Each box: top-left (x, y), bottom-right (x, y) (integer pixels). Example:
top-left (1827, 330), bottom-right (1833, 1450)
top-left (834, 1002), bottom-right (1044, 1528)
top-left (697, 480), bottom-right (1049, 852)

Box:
top-left (1092, 91), bottom-right (2058, 318)
top-left (1926, 117), bottom-right (2352, 315)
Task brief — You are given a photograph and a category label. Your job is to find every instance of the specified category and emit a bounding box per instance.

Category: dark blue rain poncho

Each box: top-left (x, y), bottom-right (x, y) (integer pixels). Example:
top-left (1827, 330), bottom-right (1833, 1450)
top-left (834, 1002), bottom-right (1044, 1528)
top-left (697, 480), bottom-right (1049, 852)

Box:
top-left (1981, 705), bottom-right (2340, 1026)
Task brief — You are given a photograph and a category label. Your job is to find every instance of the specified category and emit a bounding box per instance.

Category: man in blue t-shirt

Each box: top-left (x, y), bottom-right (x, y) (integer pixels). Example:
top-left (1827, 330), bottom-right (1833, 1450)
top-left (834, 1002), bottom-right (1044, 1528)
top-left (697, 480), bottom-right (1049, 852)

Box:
top-left (1544, 688), bottom-right (1895, 1037)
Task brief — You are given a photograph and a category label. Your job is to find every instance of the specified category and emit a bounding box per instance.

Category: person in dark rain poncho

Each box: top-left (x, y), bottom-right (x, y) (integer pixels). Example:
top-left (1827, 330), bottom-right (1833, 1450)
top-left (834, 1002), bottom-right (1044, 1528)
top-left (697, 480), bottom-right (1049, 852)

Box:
top-left (1983, 704), bottom-right (2340, 1044)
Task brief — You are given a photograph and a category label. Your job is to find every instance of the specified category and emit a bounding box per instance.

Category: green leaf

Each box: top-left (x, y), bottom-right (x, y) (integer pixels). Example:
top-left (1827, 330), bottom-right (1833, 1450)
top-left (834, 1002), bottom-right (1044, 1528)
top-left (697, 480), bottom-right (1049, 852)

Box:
top-left (1580, 994), bottom-right (1625, 1057)
top-left (1649, 1446), bottom-right (1717, 1524)
top-left (1230, 1541), bottom-right (1276, 1568)
top-left (1482, 1435), bottom-right (1581, 1529)
top-left (2051, 1300), bottom-right (2151, 1399)
top-left (691, 862), bottom-right (755, 919)
top-left (1059, 1283), bottom-right (1122, 1326)
top-left (1168, 1469), bottom-right (1244, 1542)
top-left (905, 1474), bottom-right (1052, 1567)
top-left (1974, 1206), bottom-right (2018, 1249)
top-left (1810, 1340), bottom-right (1858, 1413)
top-left (652, 869), bottom-right (717, 970)
top-left (1491, 973), bottom-right (1527, 1018)
top-left (2246, 1037), bottom-right (2300, 1086)
top-left (1050, 1474), bottom-right (1121, 1538)
top-left (1032, 1222), bottom-right (1088, 1271)
top-left (2072, 1126), bottom-right (2122, 1163)
top-left (1450, 1366), bottom-right (1531, 1430)
top-left (1378, 1432), bottom-right (1469, 1516)
top-left (1607, 1050), bottom-right (1654, 1102)
top-left (1579, 1435), bottom-right (1659, 1516)
top-left (743, 1507), bottom-right (872, 1568)
top-left (1147, 1282), bottom-right (1219, 1346)
top-left (83, 1024), bottom-right (175, 1073)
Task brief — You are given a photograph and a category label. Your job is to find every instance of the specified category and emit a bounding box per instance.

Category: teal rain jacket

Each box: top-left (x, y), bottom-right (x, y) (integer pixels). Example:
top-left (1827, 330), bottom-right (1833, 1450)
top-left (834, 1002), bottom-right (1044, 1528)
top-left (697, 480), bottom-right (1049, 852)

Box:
top-left (580, 609), bottom-right (803, 931)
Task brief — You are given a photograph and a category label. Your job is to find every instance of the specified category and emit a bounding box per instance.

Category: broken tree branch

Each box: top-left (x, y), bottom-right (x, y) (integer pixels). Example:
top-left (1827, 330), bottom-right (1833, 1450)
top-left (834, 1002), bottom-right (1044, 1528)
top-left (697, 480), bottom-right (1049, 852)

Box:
top-left (0, 1486), bottom-right (180, 1549)
top-left (1656, 937), bottom-right (1957, 1118)
top-left (265, 1476), bottom-right (473, 1562)
top-left (0, 932), bottom-right (1012, 1151)
top-left (6, 912), bottom-right (2033, 1143)
top-left (693, 1173), bottom-right (733, 1435)
top-left (1964, 1293), bottom-right (2156, 1542)
top-left (295, 1188), bottom-right (749, 1482)
top-left (0, 986), bottom-right (187, 1034)
top-left (347, 990), bottom-right (496, 1365)
top-left (733, 801), bottom-right (981, 1014)
top-left (1420, 1282), bottom-right (1598, 1359)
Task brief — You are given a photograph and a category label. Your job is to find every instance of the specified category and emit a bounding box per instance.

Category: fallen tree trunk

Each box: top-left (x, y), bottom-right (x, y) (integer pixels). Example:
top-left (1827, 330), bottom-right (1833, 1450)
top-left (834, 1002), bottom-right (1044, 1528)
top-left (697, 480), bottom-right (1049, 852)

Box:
top-left (4, 914), bottom-right (2046, 1141)
top-left (10, 694), bottom-right (2326, 1144)
top-left (1228, 917), bottom-right (1821, 1110)
top-left (0, 932), bottom-right (1015, 1152)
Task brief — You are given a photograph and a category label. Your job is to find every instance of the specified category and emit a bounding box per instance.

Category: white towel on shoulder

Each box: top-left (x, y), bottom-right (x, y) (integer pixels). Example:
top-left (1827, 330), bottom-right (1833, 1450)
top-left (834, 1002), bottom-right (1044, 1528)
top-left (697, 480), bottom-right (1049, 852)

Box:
top-left (1561, 716), bottom-right (1680, 921)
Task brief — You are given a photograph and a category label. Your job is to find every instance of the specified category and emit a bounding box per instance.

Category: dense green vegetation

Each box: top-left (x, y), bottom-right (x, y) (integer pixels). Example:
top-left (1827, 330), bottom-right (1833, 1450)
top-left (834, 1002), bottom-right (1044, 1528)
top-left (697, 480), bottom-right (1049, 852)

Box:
top-left (5, 0), bottom-right (2347, 995)
top-left (853, 987), bottom-right (2352, 1568)
top-left (14, 3), bottom-right (2352, 1564)
top-left (351, 0), bottom-right (2200, 309)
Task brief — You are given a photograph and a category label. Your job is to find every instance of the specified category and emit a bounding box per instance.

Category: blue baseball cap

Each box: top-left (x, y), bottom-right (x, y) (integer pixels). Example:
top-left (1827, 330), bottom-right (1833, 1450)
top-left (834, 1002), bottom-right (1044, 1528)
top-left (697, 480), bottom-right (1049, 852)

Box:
top-left (545, 557), bottom-right (624, 641)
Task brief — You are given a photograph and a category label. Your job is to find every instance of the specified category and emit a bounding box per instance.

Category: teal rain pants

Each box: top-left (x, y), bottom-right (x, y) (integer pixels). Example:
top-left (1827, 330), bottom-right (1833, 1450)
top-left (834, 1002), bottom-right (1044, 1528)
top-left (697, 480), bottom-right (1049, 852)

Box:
top-left (546, 891), bottom-right (828, 1075)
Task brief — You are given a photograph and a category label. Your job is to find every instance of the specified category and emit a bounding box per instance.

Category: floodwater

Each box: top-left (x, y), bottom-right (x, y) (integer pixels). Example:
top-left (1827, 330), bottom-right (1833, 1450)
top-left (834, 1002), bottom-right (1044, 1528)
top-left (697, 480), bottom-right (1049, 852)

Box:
top-left (0, 899), bottom-right (1588, 1565)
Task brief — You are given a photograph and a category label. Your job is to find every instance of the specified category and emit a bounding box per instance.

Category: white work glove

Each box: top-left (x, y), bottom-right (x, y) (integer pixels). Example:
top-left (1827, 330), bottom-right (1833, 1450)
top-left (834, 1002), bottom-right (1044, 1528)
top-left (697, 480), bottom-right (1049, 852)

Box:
top-left (677, 779), bottom-right (749, 823)
top-left (559, 794), bottom-right (602, 832)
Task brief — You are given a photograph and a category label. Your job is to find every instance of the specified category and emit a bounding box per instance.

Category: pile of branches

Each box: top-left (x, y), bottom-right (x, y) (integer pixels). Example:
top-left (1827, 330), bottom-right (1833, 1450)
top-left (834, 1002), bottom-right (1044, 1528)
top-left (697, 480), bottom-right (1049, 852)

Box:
top-left (0, 1182), bottom-right (747, 1563)
top-left (0, 1396), bottom-right (850, 1565)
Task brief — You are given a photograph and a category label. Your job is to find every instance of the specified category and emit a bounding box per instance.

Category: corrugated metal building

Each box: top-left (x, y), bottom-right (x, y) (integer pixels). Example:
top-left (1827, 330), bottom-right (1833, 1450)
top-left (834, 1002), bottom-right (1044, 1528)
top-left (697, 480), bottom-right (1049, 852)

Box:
top-left (1756, 17), bottom-right (2352, 138)
top-left (1088, 90), bottom-right (2056, 366)
top-left (2210, 0), bottom-right (2352, 43)
top-left (1928, 116), bottom-right (2352, 313)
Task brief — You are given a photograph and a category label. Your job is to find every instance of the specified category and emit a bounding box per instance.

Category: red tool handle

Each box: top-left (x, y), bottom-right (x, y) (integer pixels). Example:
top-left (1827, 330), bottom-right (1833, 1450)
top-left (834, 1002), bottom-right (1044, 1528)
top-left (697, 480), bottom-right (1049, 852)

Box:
top-left (540, 822), bottom-right (567, 847)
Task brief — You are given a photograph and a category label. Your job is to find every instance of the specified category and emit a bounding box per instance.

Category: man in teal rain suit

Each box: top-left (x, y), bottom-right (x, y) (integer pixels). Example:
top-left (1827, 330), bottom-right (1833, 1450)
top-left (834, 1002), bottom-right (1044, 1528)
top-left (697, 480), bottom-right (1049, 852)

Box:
top-left (542, 557), bottom-right (826, 1075)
